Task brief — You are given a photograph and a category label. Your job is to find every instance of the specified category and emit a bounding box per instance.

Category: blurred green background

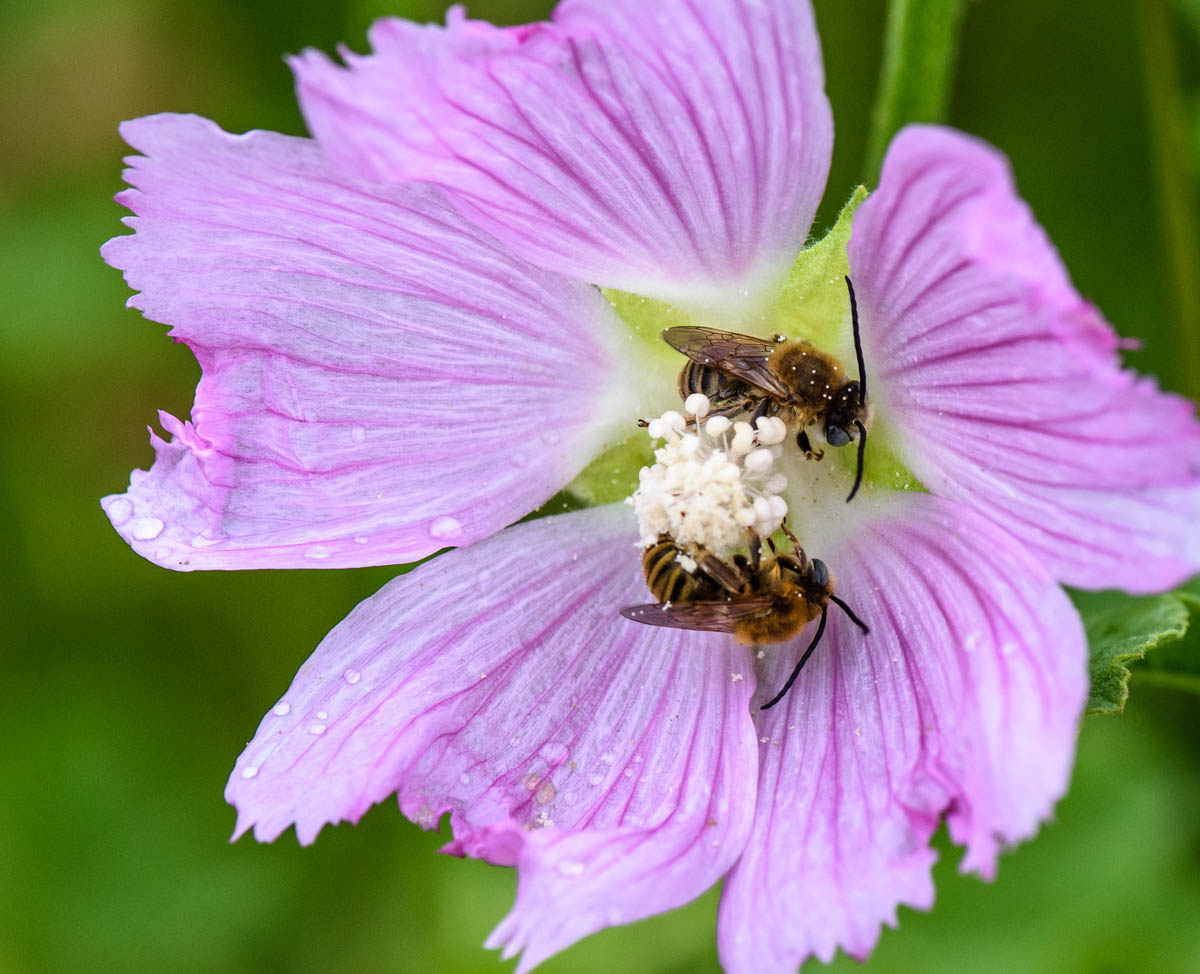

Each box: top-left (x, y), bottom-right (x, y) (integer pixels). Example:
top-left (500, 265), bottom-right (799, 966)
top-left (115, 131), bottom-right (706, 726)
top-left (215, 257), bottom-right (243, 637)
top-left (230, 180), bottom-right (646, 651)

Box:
top-left (2, 0), bottom-right (1199, 971)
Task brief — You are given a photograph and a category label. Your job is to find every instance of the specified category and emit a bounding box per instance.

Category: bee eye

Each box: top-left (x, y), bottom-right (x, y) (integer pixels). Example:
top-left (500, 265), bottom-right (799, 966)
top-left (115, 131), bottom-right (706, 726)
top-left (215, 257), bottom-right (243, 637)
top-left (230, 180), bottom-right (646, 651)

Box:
top-left (825, 425), bottom-right (850, 447)
top-left (810, 559), bottom-right (829, 587)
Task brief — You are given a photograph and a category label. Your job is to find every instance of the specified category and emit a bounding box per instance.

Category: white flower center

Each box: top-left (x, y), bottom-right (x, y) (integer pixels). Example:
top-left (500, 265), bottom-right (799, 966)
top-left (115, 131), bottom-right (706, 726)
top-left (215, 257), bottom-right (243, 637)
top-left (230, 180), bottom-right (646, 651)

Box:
top-left (628, 395), bottom-right (789, 554)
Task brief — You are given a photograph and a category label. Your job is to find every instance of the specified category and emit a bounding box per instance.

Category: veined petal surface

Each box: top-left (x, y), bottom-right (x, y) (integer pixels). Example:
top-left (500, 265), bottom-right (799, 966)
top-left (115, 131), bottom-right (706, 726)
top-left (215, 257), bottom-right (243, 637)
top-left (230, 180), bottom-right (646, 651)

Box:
top-left (850, 125), bottom-right (1200, 592)
top-left (226, 505), bottom-right (758, 970)
top-left (718, 495), bottom-right (1086, 972)
top-left (293, 0), bottom-right (833, 307)
top-left (101, 114), bottom-right (646, 570)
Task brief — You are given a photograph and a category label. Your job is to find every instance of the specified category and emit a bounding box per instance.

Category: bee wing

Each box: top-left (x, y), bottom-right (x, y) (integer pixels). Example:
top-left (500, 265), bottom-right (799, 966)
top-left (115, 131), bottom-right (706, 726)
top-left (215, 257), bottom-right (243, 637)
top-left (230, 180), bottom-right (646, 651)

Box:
top-left (661, 326), bottom-right (793, 400)
top-left (620, 597), bottom-right (776, 633)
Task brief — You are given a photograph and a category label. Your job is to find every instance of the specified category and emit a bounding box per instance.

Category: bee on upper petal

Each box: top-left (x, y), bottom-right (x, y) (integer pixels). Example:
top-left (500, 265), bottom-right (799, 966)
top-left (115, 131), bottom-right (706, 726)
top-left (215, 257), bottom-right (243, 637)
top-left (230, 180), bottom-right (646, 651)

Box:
top-left (663, 276), bottom-right (870, 502)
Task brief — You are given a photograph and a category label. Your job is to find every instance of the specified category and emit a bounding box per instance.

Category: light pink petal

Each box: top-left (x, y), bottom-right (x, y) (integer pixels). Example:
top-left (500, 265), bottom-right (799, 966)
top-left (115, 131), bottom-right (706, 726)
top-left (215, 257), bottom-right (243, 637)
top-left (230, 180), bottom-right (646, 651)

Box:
top-left (718, 494), bottom-right (1086, 971)
top-left (849, 125), bottom-right (1200, 592)
top-left (101, 114), bottom-right (647, 571)
top-left (226, 504), bottom-right (758, 970)
top-left (292, 1), bottom-right (832, 306)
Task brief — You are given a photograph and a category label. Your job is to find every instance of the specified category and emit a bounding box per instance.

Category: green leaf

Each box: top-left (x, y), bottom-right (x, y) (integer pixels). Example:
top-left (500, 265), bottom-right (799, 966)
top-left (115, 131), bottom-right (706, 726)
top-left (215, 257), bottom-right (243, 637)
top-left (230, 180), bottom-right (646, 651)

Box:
top-left (865, 0), bottom-right (968, 181)
top-left (1073, 588), bottom-right (1193, 714)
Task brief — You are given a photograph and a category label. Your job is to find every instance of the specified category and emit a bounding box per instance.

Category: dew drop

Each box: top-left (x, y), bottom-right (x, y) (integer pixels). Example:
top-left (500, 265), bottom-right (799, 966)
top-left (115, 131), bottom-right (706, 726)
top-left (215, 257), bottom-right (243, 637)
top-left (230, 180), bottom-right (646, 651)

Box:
top-left (273, 701), bottom-right (291, 716)
top-left (130, 517), bottom-right (164, 541)
top-left (459, 773), bottom-right (471, 786)
top-left (191, 534), bottom-right (218, 548)
top-left (429, 516), bottom-right (463, 541)
top-left (309, 722), bottom-right (326, 735)
top-left (623, 769), bottom-right (633, 778)
top-left (353, 535), bottom-right (369, 545)
top-left (541, 429), bottom-right (561, 446)
top-left (241, 765), bottom-right (259, 779)
top-left (316, 710), bottom-right (327, 721)
top-left (587, 772), bottom-right (604, 787)
top-left (557, 859), bottom-right (585, 877)
top-left (539, 741), bottom-right (569, 765)
top-left (306, 544), bottom-right (331, 560)
top-left (350, 425), bottom-right (367, 443)
top-left (154, 547), bottom-right (172, 562)
top-left (343, 669), bottom-right (361, 685)
top-left (1001, 641), bottom-right (1019, 657)
top-left (535, 780), bottom-right (557, 805)
top-left (600, 751), bottom-right (616, 765)
top-left (107, 498), bottom-right (133, 525)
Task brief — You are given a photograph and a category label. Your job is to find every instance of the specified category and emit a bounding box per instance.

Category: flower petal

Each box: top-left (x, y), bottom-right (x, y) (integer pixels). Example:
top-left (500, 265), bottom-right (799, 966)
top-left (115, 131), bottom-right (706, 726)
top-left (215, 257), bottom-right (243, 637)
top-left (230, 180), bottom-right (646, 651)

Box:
top-left (718, 494), bottom-right (1086, 971)
top-left (849, 125), bottom-right (1200, 592)
top-left (101, 114), bottom-right (651, 571)
top-left (226, 504), bottom-right (758, 968)
top-left (292, 1), bottom-right (832, 306)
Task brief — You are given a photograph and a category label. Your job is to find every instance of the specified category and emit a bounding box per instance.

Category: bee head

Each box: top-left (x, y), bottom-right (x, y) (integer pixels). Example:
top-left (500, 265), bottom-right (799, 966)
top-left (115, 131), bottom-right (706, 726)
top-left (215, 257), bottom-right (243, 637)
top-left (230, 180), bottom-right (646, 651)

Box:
top-left (809, 558), bottom-right (829, 588)
top-left (823, 381), bottom-right (863, 447)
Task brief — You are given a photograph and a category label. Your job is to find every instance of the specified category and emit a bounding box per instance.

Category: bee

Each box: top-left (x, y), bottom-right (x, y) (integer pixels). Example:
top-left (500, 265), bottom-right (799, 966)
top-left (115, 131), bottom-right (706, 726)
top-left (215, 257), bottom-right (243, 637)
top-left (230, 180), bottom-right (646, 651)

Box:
top-left (620, 531), bottom-right (869, 710)
top-left (664, 276), bottom-right (869, 502)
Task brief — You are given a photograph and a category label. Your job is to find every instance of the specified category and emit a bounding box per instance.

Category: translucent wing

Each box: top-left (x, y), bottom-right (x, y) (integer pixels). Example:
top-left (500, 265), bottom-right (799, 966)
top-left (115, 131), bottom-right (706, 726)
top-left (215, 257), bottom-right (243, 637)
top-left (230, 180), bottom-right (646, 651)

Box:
top-left (661, 326), bottom-right (792, 400)
top-left (620, 597), bottom-right (775, 633)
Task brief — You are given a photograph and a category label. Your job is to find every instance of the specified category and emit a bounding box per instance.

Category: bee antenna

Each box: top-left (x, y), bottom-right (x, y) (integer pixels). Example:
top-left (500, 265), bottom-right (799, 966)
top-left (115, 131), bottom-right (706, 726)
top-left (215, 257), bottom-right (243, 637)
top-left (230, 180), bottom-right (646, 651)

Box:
top-left (845, 276), bottom-right (866, 405)
top-left (829, 594), bottom-right (870, 634)
top-left (845, 420), bottom-right (867, 503)
top-left (760, 606), bottom-right (828, 711)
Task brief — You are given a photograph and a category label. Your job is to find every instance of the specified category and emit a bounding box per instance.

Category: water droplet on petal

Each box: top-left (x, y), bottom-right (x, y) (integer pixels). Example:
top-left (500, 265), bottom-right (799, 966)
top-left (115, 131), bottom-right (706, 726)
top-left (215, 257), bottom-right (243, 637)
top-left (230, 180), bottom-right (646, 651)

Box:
top-left (459, 773), bottom-right (471, 786)
top-left (154, 547), bottom-right (171, 562)
top-left (539, 741), bottom-right (569, 765)
top-left (309, 722), bottom-right (326, 735)
top-left (306, 544), bottom-right (331, 560)
top-left (587, 772), bottom-right (604, 787)
top-left (535, 780), bottom-right (557, 805)
top-left (107, 498), bottom-right (133, 525)
top-left (316, 710), bottom-right (327, 721)
top-left (343, 669), bottom-right (361, 685)
top-left (353, 535), bottom-right (369, 545)
top-left (241, 765), bottom-right (259, 779)
top-left (429, 516), bottom-right (463, 541)
top-left (130, 517), bottom-right (164, 541)
top-left (273, 701), bottom-right (291, 716)
top-left (600, 751), bottom-right (616, 765)
top-left (350, 425), bottom-right (366, 443)
top-left (541, 429), bottom-right (561, 446)
top-left (557, 859), bottom-right (585, 877)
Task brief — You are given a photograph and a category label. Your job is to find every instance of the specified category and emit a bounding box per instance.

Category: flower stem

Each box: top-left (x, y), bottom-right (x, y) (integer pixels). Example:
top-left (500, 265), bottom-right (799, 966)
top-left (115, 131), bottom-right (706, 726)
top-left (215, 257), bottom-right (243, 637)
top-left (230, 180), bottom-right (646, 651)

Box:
top-left (1138, 0), bottom-right (1200, 399)
top-left (864, 0), bottom-right (967, 182)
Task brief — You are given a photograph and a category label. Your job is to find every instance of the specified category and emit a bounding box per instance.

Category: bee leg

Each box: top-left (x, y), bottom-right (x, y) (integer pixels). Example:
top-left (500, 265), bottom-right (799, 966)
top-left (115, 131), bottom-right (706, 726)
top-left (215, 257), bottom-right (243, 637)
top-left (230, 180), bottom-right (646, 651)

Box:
top-left (748, 533), bottom-right (762, 572)
top-left (636, 418), bottom-right (650, 428)
top-left (760, 605), bottom-right (829, 711)
top-left (751, 398), bottom-right (772, 425)
top-left (796, 430), bottom-right (824, 461)
top-left (780, 520), bottom-right (803, 555)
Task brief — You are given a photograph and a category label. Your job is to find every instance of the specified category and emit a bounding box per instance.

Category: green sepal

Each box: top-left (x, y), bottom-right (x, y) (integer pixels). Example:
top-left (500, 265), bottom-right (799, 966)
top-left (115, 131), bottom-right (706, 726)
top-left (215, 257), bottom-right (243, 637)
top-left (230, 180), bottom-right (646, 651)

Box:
top-left (560, 431), bottom-right (656, 508)
top-left (1073, 587), bottom-right (1195, 714)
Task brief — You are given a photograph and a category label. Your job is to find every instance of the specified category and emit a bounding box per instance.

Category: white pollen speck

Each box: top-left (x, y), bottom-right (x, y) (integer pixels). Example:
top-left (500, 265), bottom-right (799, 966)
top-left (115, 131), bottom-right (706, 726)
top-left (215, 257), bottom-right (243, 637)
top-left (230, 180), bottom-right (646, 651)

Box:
top-left (309, 722), bottom-right (326, 735)
top-left (241, 766), bottom-right (259, 779)
top-left (316, 710), bottom-right (327, 721)
top-left (854, 727), bottom-right (863, 737)
top-left (756, 650), bottom-right (766, 659)
top-left (130, 517), bottom-right (164, 541)
top-left (429, 516), bottom-right (463, 541)
top-left (535, 780), bottom-right (558, 805)
top-left (459, 773), bottom-right (471, 786)
top-left (350, 425), bottom-right (367, 443)
top-left (600, 751), bottom-right (616, 764)
top-left (343, 669), bottom-right (361, 685)
top-left (106, 498), bottom-right (133, 525)
top-left (760, 736), bottom-right (770, 743)
top-left (731, 673), bottom-right (744, 682)
top-left (557, 859), bottom-right (586, 877)
top-left (539, 741), bottom-right (569, 764)
top-left (587, 772), bottom-right (604, 786)
top-left (272, 701), bottom-right (291, 716)
top-left (306, 544), bottom-right (331, 560)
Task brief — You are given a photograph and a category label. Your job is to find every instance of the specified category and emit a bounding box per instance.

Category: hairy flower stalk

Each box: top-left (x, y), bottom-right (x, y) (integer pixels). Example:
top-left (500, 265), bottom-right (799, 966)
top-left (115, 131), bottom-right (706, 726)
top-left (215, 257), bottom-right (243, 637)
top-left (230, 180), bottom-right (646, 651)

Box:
top-left (101, 1), bottom-right (1200, 972)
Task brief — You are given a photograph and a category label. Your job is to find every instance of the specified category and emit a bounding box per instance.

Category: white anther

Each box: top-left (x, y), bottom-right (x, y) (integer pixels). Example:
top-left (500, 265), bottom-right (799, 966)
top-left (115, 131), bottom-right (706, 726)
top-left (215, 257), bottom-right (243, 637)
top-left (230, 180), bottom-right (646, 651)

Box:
top-left (735, 509), bottom-right (757, 527)
top-left (679, 434), bottom-right (703, 458)
top-left (705, 416), bottom-right (732, 436)
top-left (753, 497), bottom-right (773, 522)
top-left (646, 419), bottom-right (665, 439)
top-left (768, 495), bottom-right (788, 520)
top-left (743, 448), bottom-right (774, 474)
top-left (717, 462), bottom-right (742, 483)
top-left (755, 416), bottom-right (787, 445)
top-left (763, 472), bottom-right (788, 495)
top-left (730, 422), bottom-right (755, 455)
top-left (684, 393), bottom-right (711, 419)
top-left (661, 410), bottom-right (686, 432)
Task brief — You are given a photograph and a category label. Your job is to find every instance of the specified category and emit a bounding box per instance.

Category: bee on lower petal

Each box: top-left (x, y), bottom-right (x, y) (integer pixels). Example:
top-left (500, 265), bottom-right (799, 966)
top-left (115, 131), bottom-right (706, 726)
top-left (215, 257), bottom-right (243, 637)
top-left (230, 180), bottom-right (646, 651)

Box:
top-left (663, 276), bottom-right (870, 502)
top-left (620, 529), bottom-right (869, 710)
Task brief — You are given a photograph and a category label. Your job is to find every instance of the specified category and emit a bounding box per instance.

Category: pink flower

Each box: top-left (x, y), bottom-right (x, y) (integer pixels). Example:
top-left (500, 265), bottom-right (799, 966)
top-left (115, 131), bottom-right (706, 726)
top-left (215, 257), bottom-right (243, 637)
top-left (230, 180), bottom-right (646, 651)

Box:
top-left (101, 2), bottom-right (1200, 970)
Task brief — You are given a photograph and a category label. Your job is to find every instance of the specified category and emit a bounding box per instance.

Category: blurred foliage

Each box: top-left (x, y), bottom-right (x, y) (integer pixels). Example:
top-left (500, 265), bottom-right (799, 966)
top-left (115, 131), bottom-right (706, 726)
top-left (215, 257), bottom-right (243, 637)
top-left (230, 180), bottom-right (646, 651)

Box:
top-left (1, 0), bottom-right (1199, 973)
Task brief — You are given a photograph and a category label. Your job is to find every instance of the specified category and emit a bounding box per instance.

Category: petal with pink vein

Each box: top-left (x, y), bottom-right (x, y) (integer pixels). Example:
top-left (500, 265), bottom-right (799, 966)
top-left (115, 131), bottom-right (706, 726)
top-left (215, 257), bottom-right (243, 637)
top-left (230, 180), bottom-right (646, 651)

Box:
top-left (718, 494), bottom-right (1086, 972)
top-left (849, 125), bottom-right (1200, 592)
top-left (101, 114), bottom-right (649, 570)
top-left (226, 504), bottom-right (758, 968)
top-left (293, 0), bottom-right (832, 306)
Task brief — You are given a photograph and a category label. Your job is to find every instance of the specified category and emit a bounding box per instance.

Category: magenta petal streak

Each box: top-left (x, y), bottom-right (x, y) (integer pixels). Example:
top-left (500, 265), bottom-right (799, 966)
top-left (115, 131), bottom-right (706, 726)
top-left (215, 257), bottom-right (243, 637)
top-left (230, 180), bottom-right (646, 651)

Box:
top-left (101, 114), bottom-right (640, 570)
top-left (717, 495), bottom-right (1086, 972)
top-left (226, 505), bottom-right (759, 971)
top-left (292, 0), bottom-right (832, 306)
top-left (850, 125), bottom-right (1200, 592)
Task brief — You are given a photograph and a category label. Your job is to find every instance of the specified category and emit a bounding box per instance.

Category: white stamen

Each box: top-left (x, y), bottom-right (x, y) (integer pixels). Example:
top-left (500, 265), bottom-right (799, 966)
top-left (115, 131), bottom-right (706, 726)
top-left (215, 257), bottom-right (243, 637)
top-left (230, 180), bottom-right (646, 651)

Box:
top-left (729, 422), bottom-right (755, 456)
top-left (684, 393), bottom-right (711, 419)
top-left (743, 448), bottom-right (774, 474)
top-left (705, 416), bottom-right (732, 436)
